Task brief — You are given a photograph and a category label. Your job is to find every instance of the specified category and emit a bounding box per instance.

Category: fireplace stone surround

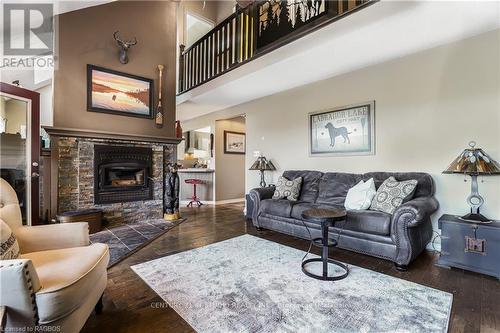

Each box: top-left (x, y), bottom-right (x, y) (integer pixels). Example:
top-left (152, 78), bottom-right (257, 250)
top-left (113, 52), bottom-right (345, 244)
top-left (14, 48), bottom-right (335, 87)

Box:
top-left (45, 127), bottom-right (180, 226)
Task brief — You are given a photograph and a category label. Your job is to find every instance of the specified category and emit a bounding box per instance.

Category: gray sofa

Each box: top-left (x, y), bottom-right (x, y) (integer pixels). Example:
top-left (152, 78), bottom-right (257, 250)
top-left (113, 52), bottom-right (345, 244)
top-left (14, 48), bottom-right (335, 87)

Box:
top-left (249, 171), bottom-right (439, 270)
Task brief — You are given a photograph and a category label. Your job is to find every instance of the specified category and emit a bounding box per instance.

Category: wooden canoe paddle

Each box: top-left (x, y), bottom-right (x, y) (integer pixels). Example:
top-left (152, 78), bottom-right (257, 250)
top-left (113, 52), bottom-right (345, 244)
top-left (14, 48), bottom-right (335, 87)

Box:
top-left (155, 64), bottom-right (164, 128)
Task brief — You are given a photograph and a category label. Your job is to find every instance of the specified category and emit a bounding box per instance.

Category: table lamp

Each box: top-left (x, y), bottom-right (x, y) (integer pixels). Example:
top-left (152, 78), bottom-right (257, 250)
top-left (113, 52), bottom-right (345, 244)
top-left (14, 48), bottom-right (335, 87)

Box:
top-left (443, 141), bottom-right (500, 223)
top-left (249, 156), bottom-right (276, 187)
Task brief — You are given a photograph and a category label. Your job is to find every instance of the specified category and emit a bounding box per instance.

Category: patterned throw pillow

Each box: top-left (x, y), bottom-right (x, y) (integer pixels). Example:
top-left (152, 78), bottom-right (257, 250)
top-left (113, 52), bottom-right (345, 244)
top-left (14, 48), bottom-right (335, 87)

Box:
top-left (272, 176), bottom-right (302, 201)
top-left (1, 219), bottom-right (20, 260)
top-left (369, 177), bottom-right (418, 214)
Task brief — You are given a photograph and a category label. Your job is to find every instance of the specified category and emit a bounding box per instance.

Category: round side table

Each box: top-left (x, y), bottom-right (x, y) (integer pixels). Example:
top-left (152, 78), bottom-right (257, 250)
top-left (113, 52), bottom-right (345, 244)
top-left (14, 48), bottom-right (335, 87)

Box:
top-left (301, 208), bottom-right (349, 281)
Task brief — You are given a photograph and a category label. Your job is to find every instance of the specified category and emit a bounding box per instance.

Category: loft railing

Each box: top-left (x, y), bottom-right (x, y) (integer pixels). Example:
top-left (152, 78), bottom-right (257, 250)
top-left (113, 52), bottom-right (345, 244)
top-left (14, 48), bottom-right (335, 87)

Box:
top-left (178, 0), bottom-right (375, 94)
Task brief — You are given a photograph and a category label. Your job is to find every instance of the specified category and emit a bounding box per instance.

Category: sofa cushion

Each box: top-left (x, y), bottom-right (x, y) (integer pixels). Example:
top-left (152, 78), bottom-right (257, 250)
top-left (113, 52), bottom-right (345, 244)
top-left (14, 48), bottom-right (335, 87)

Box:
top-left (344, 210), bottom-right (392, 236)
top-left (291, 204), bottom-right (390, 235)
top-left (21, 243), bottom-right (109, 324)
top-left (291, 203), bottom-right (343, 220)
top-left (316, 173), bottom-right (363, 206)
top-left (363, 172), bottom-right (434, 198)
top-left (282, 170), bottom-right (323, 203)
top-left (260, 199), bottom-right (296, 218)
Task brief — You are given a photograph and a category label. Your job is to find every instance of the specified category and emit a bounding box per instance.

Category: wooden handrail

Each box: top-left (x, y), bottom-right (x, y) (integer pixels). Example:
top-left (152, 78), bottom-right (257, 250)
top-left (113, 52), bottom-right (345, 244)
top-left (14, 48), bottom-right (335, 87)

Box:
top-left (178, 0), bottom-right (376, 94)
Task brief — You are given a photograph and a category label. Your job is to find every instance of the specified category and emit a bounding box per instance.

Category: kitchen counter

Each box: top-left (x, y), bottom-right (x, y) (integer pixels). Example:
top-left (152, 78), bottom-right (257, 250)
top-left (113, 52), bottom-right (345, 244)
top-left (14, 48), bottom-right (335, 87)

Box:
top-left (178, 168), bottom-right (215, 173)
top-left (177, 169), bottom-right (214, 202)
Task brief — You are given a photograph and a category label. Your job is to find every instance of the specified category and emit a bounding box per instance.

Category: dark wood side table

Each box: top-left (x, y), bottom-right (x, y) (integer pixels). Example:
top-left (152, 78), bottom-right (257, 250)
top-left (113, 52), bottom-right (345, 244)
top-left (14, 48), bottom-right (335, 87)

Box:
top-left (57, 209), bottom-right (103, 234)
top-left (301, 208), bottom-right (349, 281)
top-left (437, 214), bottom-right (500, 280)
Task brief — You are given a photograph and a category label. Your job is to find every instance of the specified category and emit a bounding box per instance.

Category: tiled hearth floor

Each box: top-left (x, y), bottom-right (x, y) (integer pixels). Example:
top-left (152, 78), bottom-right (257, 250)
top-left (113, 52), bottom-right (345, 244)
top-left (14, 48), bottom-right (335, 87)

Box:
top-left (90, 218), bottom-right (186, 267)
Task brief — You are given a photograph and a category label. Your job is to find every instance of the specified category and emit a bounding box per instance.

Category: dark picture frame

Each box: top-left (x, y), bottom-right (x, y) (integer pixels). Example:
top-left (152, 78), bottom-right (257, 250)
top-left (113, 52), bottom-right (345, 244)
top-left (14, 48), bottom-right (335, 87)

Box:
top-left (87, 64), bottom-right (154, 119)
top-left (309, 101), bottom-right (375, 156)
top-left (224, 131), bottom-right (246, 154)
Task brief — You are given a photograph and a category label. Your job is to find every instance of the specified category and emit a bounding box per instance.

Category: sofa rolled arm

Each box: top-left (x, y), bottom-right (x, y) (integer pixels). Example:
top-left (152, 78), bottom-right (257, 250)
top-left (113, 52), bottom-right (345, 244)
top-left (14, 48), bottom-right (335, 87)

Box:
top-left (392, 196), bottom-right (439, 228)
top-left (391, 196), bottom-right (439, 265)
top-left (0, 259), bottom-right (41, 328)
top-left (248, 186), bottom-right (275, 227)
top-left (16, 222), bottom-right (90, 254)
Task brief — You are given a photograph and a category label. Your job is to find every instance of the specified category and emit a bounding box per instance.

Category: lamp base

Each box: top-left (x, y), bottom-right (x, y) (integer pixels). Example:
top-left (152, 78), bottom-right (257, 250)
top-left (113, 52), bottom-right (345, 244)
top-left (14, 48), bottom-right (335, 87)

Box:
top-left (259, 170), bottom-right (267, 188)
top-left (458, 213), bottom-right (493, 224)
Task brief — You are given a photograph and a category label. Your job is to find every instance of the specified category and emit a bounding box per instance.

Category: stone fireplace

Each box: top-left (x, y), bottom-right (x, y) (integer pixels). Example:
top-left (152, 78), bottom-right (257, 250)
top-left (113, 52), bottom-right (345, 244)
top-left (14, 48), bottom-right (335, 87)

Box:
top-left (46, 128), bottom-right (180, 226)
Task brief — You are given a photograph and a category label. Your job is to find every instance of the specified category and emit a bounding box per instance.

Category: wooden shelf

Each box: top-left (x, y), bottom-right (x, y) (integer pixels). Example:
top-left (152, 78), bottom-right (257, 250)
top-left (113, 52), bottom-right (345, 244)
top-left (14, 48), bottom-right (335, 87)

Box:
top-left (43, 126), bottom-right (182, 145)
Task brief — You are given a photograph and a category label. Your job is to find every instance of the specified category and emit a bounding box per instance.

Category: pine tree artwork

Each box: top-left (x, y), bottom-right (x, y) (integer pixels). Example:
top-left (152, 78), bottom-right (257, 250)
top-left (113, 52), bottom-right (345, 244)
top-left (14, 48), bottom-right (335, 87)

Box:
top-left (257, 0), bottom-right (326, 49)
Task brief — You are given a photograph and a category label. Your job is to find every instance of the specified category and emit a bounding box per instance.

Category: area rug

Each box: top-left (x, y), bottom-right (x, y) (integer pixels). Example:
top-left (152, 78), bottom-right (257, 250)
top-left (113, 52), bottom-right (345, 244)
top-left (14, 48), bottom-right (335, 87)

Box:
top-left (132, 235), bottom-right (452, 333)
top-left (90, 218), bottom-right (185, 267)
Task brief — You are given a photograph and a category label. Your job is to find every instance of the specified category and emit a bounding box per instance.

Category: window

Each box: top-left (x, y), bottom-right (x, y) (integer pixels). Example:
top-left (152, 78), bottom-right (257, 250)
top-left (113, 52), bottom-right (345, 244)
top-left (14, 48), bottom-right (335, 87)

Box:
top-left (185, 12), bottom-right (214, 47)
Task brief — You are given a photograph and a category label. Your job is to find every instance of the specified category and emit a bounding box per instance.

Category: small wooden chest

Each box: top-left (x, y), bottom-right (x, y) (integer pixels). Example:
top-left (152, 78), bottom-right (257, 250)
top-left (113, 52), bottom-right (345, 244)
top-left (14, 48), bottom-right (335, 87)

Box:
top-left (437, 214), bottom-right (500, 280)
top-left (57, 209), bottom-right (103, 234)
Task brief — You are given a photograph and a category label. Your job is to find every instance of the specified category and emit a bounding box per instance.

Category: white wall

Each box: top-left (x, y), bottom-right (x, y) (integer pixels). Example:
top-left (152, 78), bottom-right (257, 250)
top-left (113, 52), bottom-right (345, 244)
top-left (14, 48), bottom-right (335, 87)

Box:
top-left (181, 30), bottom-right (500, 233)
top-left (37, 84), bottom-right (53, 127)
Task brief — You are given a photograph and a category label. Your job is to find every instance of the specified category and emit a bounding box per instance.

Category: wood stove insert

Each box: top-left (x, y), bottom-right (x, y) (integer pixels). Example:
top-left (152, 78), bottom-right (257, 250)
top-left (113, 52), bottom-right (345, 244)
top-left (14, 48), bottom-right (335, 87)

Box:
top-left (94, 145), bottom-right (153, 204)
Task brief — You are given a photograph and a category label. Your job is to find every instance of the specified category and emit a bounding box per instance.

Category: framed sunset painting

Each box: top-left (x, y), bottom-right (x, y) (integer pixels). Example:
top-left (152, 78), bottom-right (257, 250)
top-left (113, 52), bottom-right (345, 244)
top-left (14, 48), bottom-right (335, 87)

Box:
top-left (87, 65), bottom-right (154, 118)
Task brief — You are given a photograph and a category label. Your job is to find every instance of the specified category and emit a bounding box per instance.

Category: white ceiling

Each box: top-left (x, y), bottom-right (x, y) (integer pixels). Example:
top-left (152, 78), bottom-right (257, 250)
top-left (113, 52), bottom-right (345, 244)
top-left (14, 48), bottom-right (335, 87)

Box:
top-left (177, 0), bottom-right (500, 122)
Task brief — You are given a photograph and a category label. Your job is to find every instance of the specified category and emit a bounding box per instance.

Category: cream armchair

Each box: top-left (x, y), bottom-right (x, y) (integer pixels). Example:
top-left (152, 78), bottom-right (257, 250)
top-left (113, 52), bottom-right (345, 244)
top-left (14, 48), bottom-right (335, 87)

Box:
top-left (0, 178), bottom-right (109, 332)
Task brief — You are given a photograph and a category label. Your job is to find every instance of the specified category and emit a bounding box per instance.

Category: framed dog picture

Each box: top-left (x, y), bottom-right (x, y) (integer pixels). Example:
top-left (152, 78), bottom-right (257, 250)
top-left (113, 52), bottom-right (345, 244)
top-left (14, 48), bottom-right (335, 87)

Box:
top-left (309, 101), bottom-right (375, 156)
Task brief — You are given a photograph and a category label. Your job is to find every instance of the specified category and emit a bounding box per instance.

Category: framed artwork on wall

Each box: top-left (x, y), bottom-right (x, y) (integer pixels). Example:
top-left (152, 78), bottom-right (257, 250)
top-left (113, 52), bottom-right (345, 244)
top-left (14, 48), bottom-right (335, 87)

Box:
top-left (309, 101), bottom-right (375, 156)
top-left (224, 131), bottom-right (246, 154)
top-left (87, 64), bottom-right (154, 119)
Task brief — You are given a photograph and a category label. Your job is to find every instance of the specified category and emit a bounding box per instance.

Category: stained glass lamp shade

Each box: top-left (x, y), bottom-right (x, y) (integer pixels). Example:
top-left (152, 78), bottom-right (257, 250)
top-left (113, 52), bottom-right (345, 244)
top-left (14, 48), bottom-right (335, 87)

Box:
top-left (443, 141), bottom-right (500, 223)
top-left (249, 156), bottom-right (276, 187)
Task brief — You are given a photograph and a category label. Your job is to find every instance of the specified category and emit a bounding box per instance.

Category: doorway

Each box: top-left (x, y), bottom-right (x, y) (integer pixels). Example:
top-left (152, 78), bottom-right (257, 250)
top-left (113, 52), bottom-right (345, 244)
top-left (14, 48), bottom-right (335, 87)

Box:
top-left (0, 83), bottom-right (40, 225)
top-left (215, 115), bottom-right (246, 203)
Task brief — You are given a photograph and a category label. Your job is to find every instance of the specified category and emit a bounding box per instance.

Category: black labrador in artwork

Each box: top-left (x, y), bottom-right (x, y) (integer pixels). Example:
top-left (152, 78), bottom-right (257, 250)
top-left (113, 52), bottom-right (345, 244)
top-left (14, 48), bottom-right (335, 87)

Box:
top-left (325, 122), bottom-right (351, 147)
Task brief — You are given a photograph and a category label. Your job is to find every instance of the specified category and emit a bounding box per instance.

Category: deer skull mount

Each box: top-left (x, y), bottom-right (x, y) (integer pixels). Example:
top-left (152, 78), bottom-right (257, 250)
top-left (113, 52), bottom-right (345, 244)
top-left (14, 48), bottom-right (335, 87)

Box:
top-left (113, 31), bottom-right (137, 64)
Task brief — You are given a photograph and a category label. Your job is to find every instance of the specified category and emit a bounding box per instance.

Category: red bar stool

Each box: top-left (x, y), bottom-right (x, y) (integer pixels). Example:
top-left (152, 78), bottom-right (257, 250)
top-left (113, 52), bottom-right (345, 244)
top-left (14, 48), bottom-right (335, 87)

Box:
top-left (185, 178), bottom-right (204, 207)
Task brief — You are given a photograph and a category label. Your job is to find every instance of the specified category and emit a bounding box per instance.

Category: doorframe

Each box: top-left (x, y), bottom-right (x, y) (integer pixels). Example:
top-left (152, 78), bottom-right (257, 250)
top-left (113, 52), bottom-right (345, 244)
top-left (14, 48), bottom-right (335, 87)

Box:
top-left (0, 82), bottom-right (40, 225)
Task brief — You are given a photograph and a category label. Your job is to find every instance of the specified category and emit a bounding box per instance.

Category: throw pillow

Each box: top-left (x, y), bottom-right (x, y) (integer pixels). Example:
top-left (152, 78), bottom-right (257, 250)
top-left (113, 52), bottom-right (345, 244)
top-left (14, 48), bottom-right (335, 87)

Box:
top-left (1, 219), bottom-right (20, 260)
top-left (272, 176), bottom-right (302, 201)
top-left (369, 177), bottom-right (418, 214)
top-left (344, 178), bottom-right (377, 210)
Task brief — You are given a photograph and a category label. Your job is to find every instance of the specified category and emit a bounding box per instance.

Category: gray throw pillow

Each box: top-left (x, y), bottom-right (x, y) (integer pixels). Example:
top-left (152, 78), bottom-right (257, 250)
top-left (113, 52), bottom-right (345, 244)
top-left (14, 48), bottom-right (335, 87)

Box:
top-left (273, 176), bottom-right (302, 201)
top-left (1, 219), bottom-right (20, 260)
top-left (369, 176), bottom-right (418, 214)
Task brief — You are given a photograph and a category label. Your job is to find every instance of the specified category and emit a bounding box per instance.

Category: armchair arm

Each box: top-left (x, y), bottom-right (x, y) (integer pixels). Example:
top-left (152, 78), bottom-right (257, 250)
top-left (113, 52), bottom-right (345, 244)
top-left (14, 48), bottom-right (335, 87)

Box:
top-left (248, 187), bottom-right (275, 227)
top-left (16, 223), bottom-right (90, 254)
top-left (391, 197), bottom-right (439, 265)
top-left (392, 197), bottom-right (439, 228)
top-left (0, 259), bottom-right (41, 328)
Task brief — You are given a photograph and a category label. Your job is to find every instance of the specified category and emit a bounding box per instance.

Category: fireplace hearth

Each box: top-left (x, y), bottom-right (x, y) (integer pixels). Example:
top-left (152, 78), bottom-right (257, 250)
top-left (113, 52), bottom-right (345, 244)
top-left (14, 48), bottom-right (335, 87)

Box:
top-left (94, 145), bottom-right (153, 204)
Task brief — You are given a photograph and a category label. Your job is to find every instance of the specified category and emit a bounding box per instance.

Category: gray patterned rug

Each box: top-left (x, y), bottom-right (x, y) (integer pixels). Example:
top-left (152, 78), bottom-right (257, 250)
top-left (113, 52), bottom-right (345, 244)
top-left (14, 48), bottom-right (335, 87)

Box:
top-left (132, 235), bottom-right (452, 333)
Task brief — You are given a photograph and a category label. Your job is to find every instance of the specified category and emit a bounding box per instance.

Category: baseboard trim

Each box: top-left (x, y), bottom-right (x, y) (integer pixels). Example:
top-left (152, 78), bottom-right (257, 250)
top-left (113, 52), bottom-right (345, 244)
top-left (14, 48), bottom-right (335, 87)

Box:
top-left (180, 200), bottom-right (215, 205)
top-left (214, 198), bottom-right (245, 205)
top-left (179, 198), bottom-right (245, 206)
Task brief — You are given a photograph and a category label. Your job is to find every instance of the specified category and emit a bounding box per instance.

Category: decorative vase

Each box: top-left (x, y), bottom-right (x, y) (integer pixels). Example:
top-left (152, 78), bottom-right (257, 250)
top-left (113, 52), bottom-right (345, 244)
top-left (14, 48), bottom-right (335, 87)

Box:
top-left (175, 121), bottom-right (182, 138)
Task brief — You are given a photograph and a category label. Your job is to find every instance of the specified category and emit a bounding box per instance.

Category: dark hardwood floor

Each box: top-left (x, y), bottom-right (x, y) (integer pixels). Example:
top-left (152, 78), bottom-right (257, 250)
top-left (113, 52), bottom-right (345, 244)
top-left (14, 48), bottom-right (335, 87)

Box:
top-left (82, 203), bottom-right (499, 333)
